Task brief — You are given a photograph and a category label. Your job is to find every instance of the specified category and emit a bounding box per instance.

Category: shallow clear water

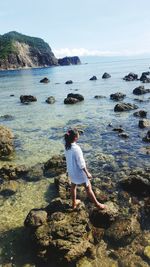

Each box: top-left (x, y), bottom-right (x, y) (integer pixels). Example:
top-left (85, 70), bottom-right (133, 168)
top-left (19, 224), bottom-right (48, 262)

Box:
top-left (0, 56), bottom-right (149, 168)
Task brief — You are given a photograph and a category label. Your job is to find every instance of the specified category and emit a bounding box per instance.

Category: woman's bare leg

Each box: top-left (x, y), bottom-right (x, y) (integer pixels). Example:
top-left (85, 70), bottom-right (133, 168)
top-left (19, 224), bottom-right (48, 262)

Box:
top-left (85, 181), bottom-right (105, 209)
top-left (71, 183), bottom-right (77, 208)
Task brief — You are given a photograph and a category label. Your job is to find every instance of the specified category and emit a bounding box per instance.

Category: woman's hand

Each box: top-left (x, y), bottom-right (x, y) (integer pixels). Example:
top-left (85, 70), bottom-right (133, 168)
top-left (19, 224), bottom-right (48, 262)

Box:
top-left (87, 172), bottom-right (92, 179)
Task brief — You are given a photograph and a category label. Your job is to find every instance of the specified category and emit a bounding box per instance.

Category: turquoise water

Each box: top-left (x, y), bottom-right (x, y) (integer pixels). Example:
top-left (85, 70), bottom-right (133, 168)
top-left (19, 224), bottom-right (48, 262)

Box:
top-left (0, 56), bottom-right (150, 168)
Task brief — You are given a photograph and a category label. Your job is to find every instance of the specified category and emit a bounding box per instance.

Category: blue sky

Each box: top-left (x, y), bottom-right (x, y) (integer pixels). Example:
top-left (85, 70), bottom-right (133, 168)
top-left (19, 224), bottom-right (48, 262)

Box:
top-left (1, 0), bottom-right (150, 57)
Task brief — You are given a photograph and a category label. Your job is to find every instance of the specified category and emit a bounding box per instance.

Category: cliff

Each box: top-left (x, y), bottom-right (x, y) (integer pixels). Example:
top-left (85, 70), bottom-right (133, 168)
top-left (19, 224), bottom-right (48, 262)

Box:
top-left (0, 31), bottom-right (58, 69)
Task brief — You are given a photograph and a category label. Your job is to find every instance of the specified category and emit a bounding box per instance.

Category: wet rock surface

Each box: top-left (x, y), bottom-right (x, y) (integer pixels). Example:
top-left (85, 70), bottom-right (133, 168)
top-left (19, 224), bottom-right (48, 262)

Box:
top-left (133, 110), bottom-right (147, 118)
top-left (23, 166), bottom-right (150, 266)
top-left (133, 86), bottom-right (150, 95)
top-left (123, 72), bottom-right (138, 81)
top-left (0, 125), bottom-right (14, 158)
top-left (89, 76), bottom-right (97, 80)
top-left (102, 72), bottom-right (111, 79)
top-left (110, 92), bottom-right (126, 101)
top-left (45, 96), bottom-right (56, 104)
top-left (40, 77), bottom-right (50, 83)
top-left (143, 130), bottom-right (150, 142)
top-left (114, 102), bottom-right (138, 112)
top-left (20, 95), bottom-right (37, 104)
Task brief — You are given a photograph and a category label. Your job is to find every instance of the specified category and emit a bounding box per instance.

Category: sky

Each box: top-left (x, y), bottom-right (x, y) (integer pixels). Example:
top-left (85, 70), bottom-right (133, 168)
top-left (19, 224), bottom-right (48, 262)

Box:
top-left (1, 0), bottom-right (150, 57)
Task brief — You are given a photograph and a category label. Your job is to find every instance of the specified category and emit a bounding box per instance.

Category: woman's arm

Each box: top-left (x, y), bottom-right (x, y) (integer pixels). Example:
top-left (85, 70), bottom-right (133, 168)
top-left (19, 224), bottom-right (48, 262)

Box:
top-left (82, 167), bottom-right (92, 179)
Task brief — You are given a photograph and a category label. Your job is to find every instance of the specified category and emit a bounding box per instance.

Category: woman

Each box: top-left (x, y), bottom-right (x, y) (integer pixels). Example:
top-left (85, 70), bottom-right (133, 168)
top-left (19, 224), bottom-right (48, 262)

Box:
top-left (64, 128), bottom-right (106, 209)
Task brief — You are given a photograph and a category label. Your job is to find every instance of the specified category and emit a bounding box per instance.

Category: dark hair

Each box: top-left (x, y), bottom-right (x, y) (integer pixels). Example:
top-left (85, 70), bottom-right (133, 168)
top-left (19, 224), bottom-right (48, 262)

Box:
top-left (64, 129), bottom-right (79, 150)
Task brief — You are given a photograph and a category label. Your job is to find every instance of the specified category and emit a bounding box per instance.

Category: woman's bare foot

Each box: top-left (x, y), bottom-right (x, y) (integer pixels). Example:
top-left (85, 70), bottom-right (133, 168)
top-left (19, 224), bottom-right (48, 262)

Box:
top-left (96, 203), bottom-right (106, 210)
top-left (72, 199), bottom-right (81, 209)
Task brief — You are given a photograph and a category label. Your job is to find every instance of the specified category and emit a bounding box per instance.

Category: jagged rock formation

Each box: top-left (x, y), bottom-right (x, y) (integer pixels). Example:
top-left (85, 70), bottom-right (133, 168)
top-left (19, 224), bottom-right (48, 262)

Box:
top-left (0, 31), bottom-right (59, 69)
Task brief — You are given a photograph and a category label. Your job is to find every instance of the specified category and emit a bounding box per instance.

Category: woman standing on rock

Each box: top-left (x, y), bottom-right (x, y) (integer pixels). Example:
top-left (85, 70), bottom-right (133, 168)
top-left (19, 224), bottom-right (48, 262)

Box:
top-left (64, 128), bottom-right (106, 210)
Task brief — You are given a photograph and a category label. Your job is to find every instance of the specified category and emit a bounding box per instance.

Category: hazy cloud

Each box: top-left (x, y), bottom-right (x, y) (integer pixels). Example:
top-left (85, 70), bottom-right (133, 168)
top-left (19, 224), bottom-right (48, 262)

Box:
top-left (53, 48), bottom-right (150, 58)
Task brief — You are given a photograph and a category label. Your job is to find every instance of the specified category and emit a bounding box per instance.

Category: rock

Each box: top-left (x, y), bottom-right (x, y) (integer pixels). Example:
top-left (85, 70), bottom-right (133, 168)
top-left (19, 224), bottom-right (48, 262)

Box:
top-left (139, 119), bottom-right (150, 128)
top-left (140, 72), bottom-right (150, 83)
top-left (105, 216), bottom-right (140, 247)
top-left (64, 97), bottom-right (79, 104)
top-left (89, 76), bottom-right (97, 81)
top-left (144, 246), bottom-right (150, 260)
top-left (26, 198), bottom-right (92, 264)
top-left (24, 209), bottom-right (47, 228)
top-left (119, 168), bottom-right (150, 196)
top-left (0, 114), bottom-right (14, 121)
top-left (0, 164), bottom-right (28, 180)
top-left (113, 127), bottom-right (124, 133)
top-left (133, 86), bottom-right (150, 95)
top-left (114, 103), bottom-right (138, 112)
top-left (40, 77), bottom-right (50, 83)
top-left (10, 94), bottom-right (14, 97)
top-left (45, 96), bottom-right (56, 104)
top-left (123, 72), bottom-right (138, 81)
top-left (58, 56), bottom-right (81, 66)
top-left (0, 180), bottom-right (18, 196)
top-left (133, 110), bottom-right (147, 118)
top-left (0, 125), bottom-right (14, 158)
top-left (102, 72), bottom-right (111, 79)
top-left (94, 95), bottom-right (106, 99)
top-left (67, 93), bottom-right (84, 101)
top-left (20, 95), bottom-right (37, 104)
top-left (54, 174), bottom-right (70, 199)
top-left (65, 80), bottom-right (73, 84)
top-left (89, 201), bottom-right (119, 228)
top-left (25, 164), bottom-right (44, 181)
top-left (143, 130), bottom-right (150, 142)
top-left (118, 133), bottom-right (129, 138)
top-left (110, 92), bottom-right (126, 101)
top-left (44, 155), bottom-right (66, 177)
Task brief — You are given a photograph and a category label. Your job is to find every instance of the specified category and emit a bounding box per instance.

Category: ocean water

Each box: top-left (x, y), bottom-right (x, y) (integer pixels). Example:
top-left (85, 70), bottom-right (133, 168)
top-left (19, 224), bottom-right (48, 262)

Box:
top-left (0, 56), bottom-right (150, 168)
top-left (0, 56), bottom-right (150, 266)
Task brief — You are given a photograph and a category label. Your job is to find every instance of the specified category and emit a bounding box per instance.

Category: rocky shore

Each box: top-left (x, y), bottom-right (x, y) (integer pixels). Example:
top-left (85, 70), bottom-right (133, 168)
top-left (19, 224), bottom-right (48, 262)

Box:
top-left (0, 67), bottom-right (150, 266)
top-left (0, 152), bottom-right (149, 267)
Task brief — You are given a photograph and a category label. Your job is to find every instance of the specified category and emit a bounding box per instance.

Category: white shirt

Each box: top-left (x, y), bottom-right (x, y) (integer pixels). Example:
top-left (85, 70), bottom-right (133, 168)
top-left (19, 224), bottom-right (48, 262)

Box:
top-left (65, 142), bottom-right (89, 186)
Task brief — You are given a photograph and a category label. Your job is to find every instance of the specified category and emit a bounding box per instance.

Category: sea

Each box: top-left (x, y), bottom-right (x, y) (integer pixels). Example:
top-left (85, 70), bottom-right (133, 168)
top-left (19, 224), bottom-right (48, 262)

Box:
top-left (0, 56), bottom-right (150, 266)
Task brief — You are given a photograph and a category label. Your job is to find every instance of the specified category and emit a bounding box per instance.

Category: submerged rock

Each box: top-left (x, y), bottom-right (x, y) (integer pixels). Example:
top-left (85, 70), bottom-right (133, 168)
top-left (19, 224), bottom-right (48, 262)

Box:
top-left (114, 103), bottom-right (138, 112)
top-left (105, 216), bottom-right (140, 247)
top-left (46, 96), bottom-right (56, 104)
top-left (0, 114), bottom-right (14, 121)
top-left (0, 125), bottom-right (14, 158)
top-left (0, 180), bottom-right (18, 196)
top-left (94, 95), bottom-right (106, 99)
top-left (0, 164), bottom-right (28, 180)
top-left (119, 168), bottom-right (150, 196)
